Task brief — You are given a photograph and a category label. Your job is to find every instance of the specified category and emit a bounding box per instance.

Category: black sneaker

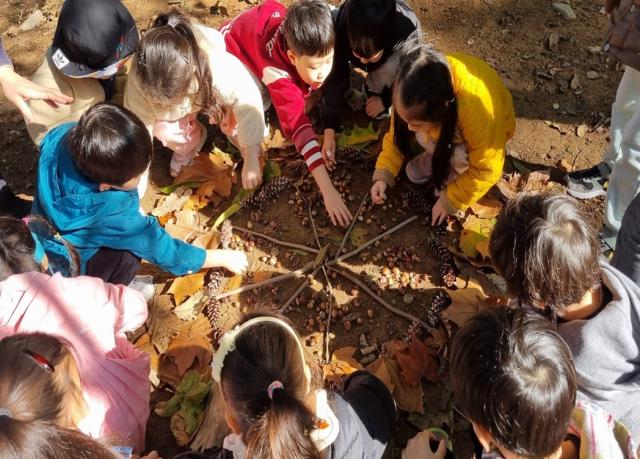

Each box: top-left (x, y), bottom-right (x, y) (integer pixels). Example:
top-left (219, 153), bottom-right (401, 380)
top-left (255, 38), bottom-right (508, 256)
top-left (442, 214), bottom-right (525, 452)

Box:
top-left (566, 162), bottom-right (610, 199)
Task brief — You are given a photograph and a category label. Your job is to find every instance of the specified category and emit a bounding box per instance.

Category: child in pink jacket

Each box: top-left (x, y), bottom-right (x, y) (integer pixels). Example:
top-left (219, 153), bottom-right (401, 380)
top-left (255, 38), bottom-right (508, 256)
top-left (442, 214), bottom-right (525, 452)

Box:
top-left (0, 216), bottom-right (150, 453)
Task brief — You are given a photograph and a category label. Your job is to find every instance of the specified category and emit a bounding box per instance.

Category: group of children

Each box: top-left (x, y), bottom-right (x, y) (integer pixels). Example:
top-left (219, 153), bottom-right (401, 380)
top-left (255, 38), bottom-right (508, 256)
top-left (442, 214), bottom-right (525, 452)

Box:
top-left (0, 0), bottom-right (638, 457)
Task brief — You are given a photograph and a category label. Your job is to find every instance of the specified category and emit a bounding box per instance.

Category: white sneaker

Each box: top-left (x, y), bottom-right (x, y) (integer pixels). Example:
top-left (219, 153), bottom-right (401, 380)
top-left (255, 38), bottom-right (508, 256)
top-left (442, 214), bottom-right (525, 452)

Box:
top-left (129, 275), bottom-right (155, 302)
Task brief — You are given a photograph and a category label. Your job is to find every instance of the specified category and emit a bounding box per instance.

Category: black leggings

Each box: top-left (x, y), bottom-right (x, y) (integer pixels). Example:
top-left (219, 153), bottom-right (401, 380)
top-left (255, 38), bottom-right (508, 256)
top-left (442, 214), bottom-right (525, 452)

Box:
top-left (85, 247), bottom-right (140, 285)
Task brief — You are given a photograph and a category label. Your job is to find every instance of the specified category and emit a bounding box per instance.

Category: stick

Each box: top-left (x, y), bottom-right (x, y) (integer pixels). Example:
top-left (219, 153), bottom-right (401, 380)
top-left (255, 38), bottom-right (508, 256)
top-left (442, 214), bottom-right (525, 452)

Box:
top-left (279, 266), bottom-right (322, 313)
top-left (335, 194), bottom-right (369, 257)
top-left (216, 260), bottom-right (316, 300)
top-left (233, 226), bottom-right (319, 254)
top-left (330, 215), bottom-right (418, 265)
top-left (329, 267), bottom-right (433, 332)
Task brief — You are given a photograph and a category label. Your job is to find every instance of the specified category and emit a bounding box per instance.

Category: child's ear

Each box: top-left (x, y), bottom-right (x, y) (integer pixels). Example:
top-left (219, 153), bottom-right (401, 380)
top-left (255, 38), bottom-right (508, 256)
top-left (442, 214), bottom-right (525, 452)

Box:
top-left (98, 183), bottom-right (112, 192)
top-left (224, 407), bottom-right (242, 434)
top-left (472, 422), bottom-right (493, 453)
top-left (286, 49), bottom-right (297, 66)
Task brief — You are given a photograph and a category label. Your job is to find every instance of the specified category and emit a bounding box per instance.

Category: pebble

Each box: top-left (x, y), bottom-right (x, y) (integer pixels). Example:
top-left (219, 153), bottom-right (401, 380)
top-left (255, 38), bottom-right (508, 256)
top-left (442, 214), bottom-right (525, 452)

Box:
top-left (586, 71), bottom-right (600, 80)
top-left (367, 308), bottom-right (374, 318)
top-left (547, 31), bottom-right (560, 52)
top-left (19, 9), bottom-right (45, 32)
top-left (403, 294), bottom-right (415, 305)
top-left (570, 73), bottom-right (581, 90)
top-left (359, 334), bottom-right (368, 347)
top-left (343, 320), bottom-right (352, 331)
top-left (361, 344), bottom-right (378, 355)
top-left (553, 2), bottom-right (577, 20)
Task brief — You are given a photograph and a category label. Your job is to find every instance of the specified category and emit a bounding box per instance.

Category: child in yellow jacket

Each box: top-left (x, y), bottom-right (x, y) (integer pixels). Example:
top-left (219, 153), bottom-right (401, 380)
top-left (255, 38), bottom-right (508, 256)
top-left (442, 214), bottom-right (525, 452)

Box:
top-left (370, 43), bottom-right (515, 225)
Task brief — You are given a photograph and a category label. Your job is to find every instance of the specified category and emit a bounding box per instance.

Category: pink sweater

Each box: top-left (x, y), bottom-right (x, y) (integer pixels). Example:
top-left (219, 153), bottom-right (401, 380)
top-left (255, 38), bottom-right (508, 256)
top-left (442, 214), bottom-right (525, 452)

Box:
top-left (0, 272), bottom-right (150, 452)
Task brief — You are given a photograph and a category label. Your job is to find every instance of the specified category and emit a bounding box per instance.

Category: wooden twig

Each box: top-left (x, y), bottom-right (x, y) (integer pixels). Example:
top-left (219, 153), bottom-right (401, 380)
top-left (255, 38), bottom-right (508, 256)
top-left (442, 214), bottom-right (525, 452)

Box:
top-left (233, 226), bottom-right (319, 254)
top-left (335, 194), bottom-right (369, 257)
top-left (328, 267), bottom-right (433, 332)
top-left (279, 266), bottom-right (322, 313)
top-left (330, 215), bottom-right (418, 265)
top-left (216, 260), bottom-right (316, 300)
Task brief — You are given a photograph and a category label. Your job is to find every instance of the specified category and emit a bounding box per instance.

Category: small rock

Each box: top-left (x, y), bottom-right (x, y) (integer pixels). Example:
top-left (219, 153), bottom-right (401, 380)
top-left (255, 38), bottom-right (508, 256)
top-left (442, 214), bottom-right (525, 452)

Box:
top-left (553, 2), bottom-right (577, 20)
top-left (360, 344), bottom-right (378, 355)
top-left (557, 159), bottom-right (573, 173)
top-left (588, 45), bottom-right (602, 54)
top-left (553, 103), bottom-right (560, 110)
top-left (403, 293), bottom-right (414, 305)
top-left (356, 317), bottom-right (364, 325)
top-left (19, 9), bottom-right (45, 32)
top-left (570, 73), bottom-right (581, 90)
top-left (367, 308), bottom-right (374, 318)
top-left (547, 31), bottom-right (560, 52)
top-left (343, 320), bottom-right (352, 331)
top-left (247, 221), bottom-right (253, 229)
top-left (359, 334), bottom-right (368, 347)
top-left (586, 71), bottom-right (600, 80)
top-left (576, 124), bottom-right (588, 138)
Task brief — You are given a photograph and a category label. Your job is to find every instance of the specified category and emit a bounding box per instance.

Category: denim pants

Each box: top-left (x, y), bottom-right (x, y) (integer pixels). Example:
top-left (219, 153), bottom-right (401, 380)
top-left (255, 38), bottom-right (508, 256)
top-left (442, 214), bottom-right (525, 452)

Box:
top-left (604, 66), bottom-right (640, 233)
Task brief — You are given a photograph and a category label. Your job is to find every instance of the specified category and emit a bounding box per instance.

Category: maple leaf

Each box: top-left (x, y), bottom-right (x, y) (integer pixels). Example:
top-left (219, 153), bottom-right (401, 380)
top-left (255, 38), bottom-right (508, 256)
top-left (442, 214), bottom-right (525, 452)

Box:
top-left (182, 194), bottom-right (208, 211)
top-left (173, 290), bottom-right (205, 321)
top-left (395, 334), bottom-right (441, 386)
top-left (174, 151), bottom-right (235, 200)
top-left (159, 315), bottom-right (213, 387)
top-left (135, 333), bottom-right (160, 387)
top-left (459, 216), bottom-right (495, 259)
top-left (497, 171), bottom-right (553, 201)
top-left (165, 210), bottom-right (209, 242)
top-left (149, 294), bottom-right (183, 354)
top-left (192, 231), bottom-right (220, 250)
top-left (442, 277), bottom-right (490, 327)
top-left (470, 196), bottom-right (502, 219)
top-left (322, 347), bottom-right (364, 386)
top-left (169, 272), bottom-right (205, 304)
top-left (152, 187), bottom-right (193, 217)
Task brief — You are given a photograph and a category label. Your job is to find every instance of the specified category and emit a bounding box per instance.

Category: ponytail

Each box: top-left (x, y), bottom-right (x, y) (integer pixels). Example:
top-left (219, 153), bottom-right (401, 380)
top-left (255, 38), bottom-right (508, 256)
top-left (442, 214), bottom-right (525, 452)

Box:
top-left (393, 41), bottom-right (458, 190)
top-left (138, 10), bottom-right (217, 116)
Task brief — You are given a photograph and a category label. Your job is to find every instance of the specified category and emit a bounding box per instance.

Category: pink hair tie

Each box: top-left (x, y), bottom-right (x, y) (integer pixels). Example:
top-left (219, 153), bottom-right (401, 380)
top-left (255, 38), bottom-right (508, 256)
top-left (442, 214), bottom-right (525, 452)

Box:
top-left (267, 380), bottom-right (284, 399)
top-left (21, 217), bottom-right (30, 226)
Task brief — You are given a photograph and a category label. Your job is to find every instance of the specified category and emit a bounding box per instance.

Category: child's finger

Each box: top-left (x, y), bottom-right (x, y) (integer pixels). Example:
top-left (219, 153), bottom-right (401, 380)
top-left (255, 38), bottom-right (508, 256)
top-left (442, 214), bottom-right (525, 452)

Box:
top-left (435, 439), bottom-right (446, 456)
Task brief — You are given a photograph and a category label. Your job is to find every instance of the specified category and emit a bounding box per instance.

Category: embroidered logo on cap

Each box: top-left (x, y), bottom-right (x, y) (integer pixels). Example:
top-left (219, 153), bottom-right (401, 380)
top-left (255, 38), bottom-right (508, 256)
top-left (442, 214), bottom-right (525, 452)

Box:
top-left (52, 49), bottom-right (70, 70)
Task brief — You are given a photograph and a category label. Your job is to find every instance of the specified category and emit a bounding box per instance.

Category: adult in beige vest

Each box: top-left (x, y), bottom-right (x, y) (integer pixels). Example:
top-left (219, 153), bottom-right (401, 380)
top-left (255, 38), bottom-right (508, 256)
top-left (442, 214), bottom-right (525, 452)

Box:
top-left (25, 0), bottom-right (138, 145)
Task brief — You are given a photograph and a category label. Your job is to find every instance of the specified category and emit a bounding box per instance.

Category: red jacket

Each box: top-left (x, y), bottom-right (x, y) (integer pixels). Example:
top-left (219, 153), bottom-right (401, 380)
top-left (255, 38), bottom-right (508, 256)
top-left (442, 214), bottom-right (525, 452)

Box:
top-left (221, 0), bottom-right (324, 172)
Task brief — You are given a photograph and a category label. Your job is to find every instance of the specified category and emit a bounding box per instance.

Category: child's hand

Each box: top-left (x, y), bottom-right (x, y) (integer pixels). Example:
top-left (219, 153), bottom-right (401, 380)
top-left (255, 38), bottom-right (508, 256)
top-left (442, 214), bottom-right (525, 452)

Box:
top-left (365, 96), bottom-right (385, 118)
top-left (431, 194), bottom-right (449, 226)
top-left (205, 249), bottom-right (249, 274)
top-left (322, 128), bottom-right (336, 168)
top-left (402, 431), bottom-right (447, 459)
top-left (370, 181), bottom-right (387, 204)
top-left (241, 145), bottom-right (263, 190)
top-left (323, 185), bottom-right (353, 227)
top-left (215, 106), bottom-right (238, 139)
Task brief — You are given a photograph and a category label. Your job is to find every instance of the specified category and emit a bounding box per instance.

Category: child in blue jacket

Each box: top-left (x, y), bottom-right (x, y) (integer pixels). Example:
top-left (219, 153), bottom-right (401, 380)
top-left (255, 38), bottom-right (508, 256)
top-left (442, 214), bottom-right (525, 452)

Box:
top-left (32, 102), bottom-right (247, 284)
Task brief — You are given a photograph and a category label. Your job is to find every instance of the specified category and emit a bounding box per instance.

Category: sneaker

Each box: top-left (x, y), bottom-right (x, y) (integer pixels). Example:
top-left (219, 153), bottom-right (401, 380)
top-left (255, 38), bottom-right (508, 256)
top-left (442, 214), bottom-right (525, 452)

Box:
top-left (566, 162), bottom-right (610, 199)
top-left (406, 151), bottom-right (434, 184)
top-left (129, 275), bottom-right (155, 302)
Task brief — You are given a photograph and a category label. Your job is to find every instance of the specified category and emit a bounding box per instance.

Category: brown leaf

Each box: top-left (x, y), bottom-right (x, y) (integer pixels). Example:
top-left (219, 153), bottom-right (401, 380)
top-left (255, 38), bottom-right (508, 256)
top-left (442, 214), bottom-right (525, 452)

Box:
top-left (395, 334), bottom-right (441, 385)
top-left (170, 412), bottom-right (191, 447)
top-left (152, 187), bottom-right (193, 217)
top-left (165, 210), bottom-right (208, 242)
top-left (169, 272), bottom-right (206, 305)
top-left (174, 152), bottom-right (234, 199)
top-left (224, 275), bottom-right (243, 293)
top-left (251, 270), bottom-right (273, 283)
top-left (366, 356), bottom-right (395, 394)
top-left (135, 333), bottom-right (160, 386)
top-left (193, 231), bottom-right (220, 250)
top-left (522, 170), bottom-right (553, 193)
top-left (159, 315), bottom-right (213, 387)
top-left (459, 216), bottom-right (495, 259)
top-left (497, 171), bottom-right (553, 201)
top-left (323, 347), bottom-right (364, 386)
top-left (182, 194), bottom-right (209, 211)
top-left (173, 290), bottom-right (205, 321)
top-left (475, 239), bottom-right (492, 260)
top-left (470, 196), bottom-right (502, 219)
top-left (149, 294), bottom-right (182, 354)
top-left (442, 277), bottom-right (490, 327)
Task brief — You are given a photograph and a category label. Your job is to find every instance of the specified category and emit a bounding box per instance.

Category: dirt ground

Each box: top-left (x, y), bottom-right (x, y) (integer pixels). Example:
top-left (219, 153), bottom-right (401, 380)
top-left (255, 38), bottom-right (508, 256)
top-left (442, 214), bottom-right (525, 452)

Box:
top-left (0, 0), bottom-right (617, 457)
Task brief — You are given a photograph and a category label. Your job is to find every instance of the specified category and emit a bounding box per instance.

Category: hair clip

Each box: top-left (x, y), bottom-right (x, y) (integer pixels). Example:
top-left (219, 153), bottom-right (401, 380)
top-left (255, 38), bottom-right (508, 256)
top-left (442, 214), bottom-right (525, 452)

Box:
top-left (23, 349), bottom-right (55, 373)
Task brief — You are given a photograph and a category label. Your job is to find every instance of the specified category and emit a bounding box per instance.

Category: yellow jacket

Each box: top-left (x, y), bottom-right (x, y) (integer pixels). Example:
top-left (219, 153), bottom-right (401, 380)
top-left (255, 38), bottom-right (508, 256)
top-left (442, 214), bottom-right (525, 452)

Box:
top-left (374, 52), bottom-right (515, 214)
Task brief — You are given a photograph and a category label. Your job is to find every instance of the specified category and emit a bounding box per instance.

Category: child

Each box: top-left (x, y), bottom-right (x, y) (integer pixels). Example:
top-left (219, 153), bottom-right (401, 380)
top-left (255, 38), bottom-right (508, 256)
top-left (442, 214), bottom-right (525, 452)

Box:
top-left (490, 192), bottom-right (640, 442)
top-left (0, 213), bottom-right (152, 452)
top-left (321, 0), bottom-right (420, 155)
top-left (125, 10), bottom-right (266, 188)
top-left (191, 312), bottom-right (396, 458)
top-left (407, 307), bottom-right (636, 459)
top-left (31, 102), bottom-right (248, 285)
top-left (24, 0), bottom-right (138, 144)
top-left (221, 0), bottom-right (353, 227)
top-left (370, 42), bottom-right (515, 226)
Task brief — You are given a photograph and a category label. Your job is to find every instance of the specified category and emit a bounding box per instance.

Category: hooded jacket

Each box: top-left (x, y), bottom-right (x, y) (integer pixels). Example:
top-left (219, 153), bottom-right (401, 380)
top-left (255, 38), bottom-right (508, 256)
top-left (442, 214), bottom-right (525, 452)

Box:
top-left (32, 122), bottom-right (206, 276)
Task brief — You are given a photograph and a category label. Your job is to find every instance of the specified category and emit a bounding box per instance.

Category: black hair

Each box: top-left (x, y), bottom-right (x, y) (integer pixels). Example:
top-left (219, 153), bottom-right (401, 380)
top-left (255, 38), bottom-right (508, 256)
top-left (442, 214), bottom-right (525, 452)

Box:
top-left (393, 41), bottom-right (457, 190)
top-left (489, 192), bottom-right (601, 315)
top-left (68, 102), bottom-right (152, 186)
top-left (220, 312), bottom-right (319, 459)
top-left (0, 216), bottom-right (79, 280)
top-left (284, 0), bottom-right (335, 57)
top-left (345, 0), bottom-right (396, 58)
top-left (450, 308), bottom-right (577, 458)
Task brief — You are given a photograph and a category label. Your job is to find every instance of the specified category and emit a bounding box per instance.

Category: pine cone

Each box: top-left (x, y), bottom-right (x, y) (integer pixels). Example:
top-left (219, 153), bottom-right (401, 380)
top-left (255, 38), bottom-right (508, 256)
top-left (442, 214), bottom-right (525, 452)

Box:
top-left (434, 221), bottom-right (447, 238)
top-left (206, 270), bottom-right (225, 295)
top-left (220, 220), bottom-right (233, 249)
top-left (440, 262), bottom-right (458, 288)
top-left (428, 238), bottom-right (453, 264)
top-left (406, 189), bottom-right (434, 216)
top-left (425, 308), bottom-right (440, 328)
top-left (204, 296), bottom-right (225, 346)
top-left (241, 177), bottom-right (291, 209)
top-left (430, 290), bottom-right (452, 314)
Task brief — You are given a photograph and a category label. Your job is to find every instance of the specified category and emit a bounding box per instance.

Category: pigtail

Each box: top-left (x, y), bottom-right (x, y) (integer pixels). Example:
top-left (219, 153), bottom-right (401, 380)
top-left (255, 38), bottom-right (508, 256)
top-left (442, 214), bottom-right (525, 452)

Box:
top-left (246, 389), bottom-right (319, 459)
top-left (430, 98), bottom-right (458, 190)
top-left (0, 216), bottom-right (39, 281)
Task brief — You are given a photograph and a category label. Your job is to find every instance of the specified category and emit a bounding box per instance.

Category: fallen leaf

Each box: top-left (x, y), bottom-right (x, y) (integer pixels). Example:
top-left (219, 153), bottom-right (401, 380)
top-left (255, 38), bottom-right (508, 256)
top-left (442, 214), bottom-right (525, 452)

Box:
top-left (169, 272), bottom-right (206, 305)
top-left (159, 315), bottom-right (213, 387)
top-left (497, 171), bottom-right (553, 201)
top-left (313, 244), bottom-right (330, 268)
top-left (165, 210), bottom-right (208, 242)
top-left (395, 334), bottom-right (441, 385)
top-left (459, 216), bottom-right (495, 259)
top-left (475, 239), bottom-right (491, 260)
top-left (469, 196), bottom-right (502, 219)
top-left (182, 194), bottom-right (208, 211)
top-left (485, 272), bottom-right (508, 293)
top-left (135, 333), bottom-right (160, 386)
top-left (149, 294), bottom-right (183, 354)
top-left (522, 170), bottom-right (553, 193)
top-left (251, 271), bottom-right (273, 283)
top-left (152, 187), bottom-right (193, 217)
top-left (174, 152), bottom-right (234, 199)
top-left (367, 356), bottom-right (395, 394)
top-left (323, 347), bottom-right (364, 386)
top-left (224, 275), bottom-right (243, 293)
top-left (442, 277), bottom-right (490, 327)
top-left (348, 227), bottom-right (369, 247)
top-left (157, 214), bottom-right (172, 227)
top-left (337, 122), bottom-right (379, 148)
top-left (160, 181), bottom-right (204, 195)
top-left (263, 159), bottom-right (282, 181)
top-left (193, 231), bottom-right (220, 249)
top-left (173, 290), bottom-right (205, 321)
top-left (171, 412), bottom-right (191, 446)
